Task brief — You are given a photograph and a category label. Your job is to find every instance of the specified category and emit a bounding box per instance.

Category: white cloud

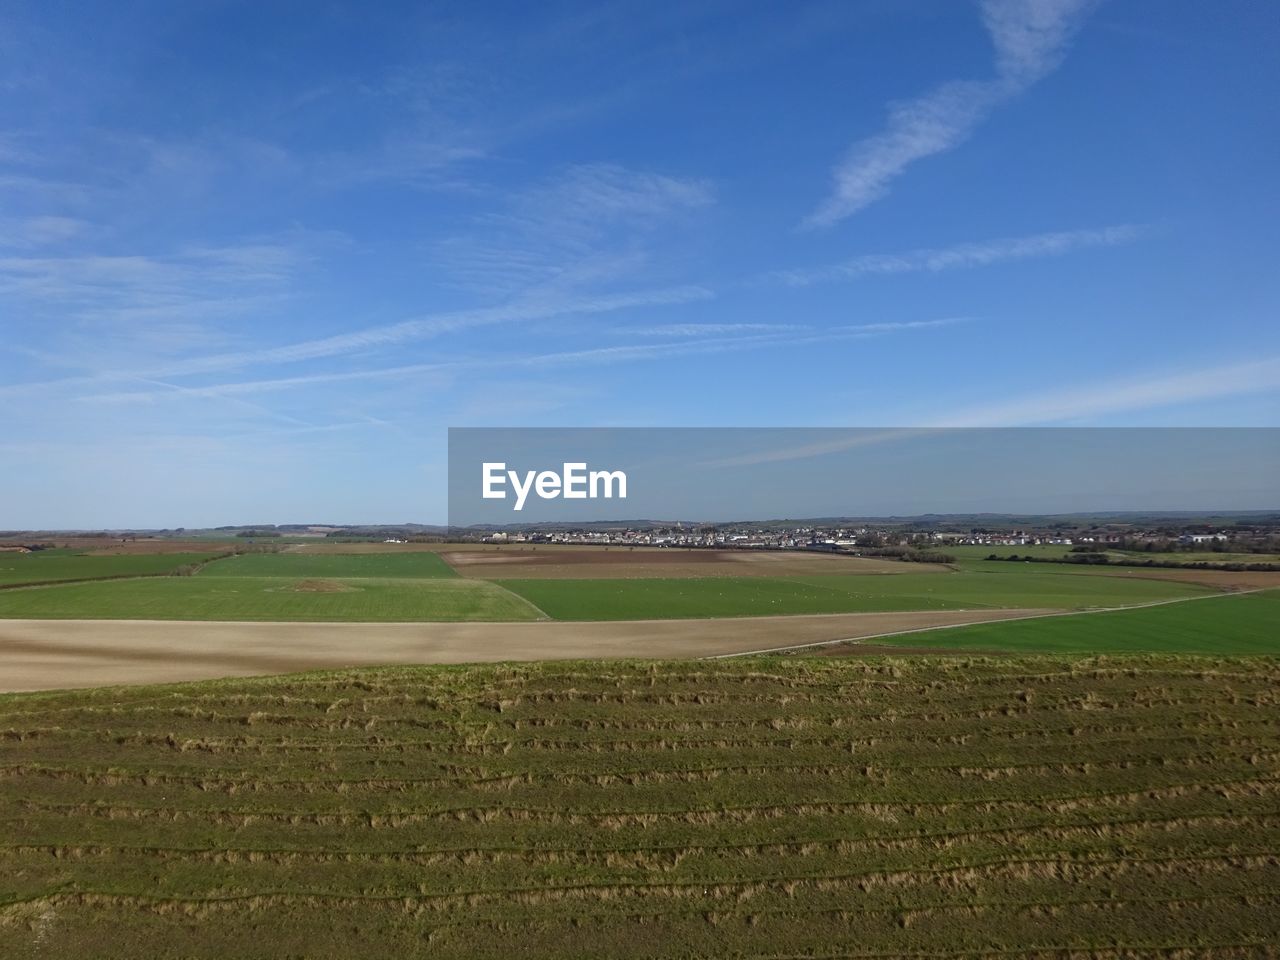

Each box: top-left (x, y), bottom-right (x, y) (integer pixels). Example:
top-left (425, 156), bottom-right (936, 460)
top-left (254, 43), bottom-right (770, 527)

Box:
top-left (527, 163), bottom-right (714, 225)
top-left (157, 284), bottom-right (716, 377)
top-left (833, 318), bottom-right (968, 334)
top-left (0, 283), bottom-right (718, 399)
top-left (805, 0), bottom-right (1098, 227)
top-left (698, 354), bottom-right (1280, 468)
top-left (0, 215), bottom-right (87, 248)
top-left (79, 317), bottom-right (962, 401)
top-left (982, 0), bottom-right (1096, 84)
top-left (616, 322), bottom-right (805, 337)
top-left (774, 224), bottom-right (1141, 286)
top-left (431, 163), bottom-right (714, 296)
top-left (0, 241), bottom-right (310, 316)
top-left (805, 79), bottom-right (1001, 228)
top-left (934, 356), bottom-right (1280, 426)
top-left (0, 236), bottom-right (333, 380)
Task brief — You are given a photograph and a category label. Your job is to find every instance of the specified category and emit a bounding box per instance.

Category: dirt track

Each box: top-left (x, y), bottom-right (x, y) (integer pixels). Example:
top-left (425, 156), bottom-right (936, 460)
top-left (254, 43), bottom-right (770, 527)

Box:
top-left (0, 608), bottom-right (1051, 692)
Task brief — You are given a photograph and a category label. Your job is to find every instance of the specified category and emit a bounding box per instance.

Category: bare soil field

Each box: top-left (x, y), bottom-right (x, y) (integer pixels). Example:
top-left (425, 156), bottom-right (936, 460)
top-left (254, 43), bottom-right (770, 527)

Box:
top-left (81, 541), bottom-right (234, 556)
top-left (442, 547), bottom-right (941, 579)
top-left (0, 608), bottom-right (1050, 692)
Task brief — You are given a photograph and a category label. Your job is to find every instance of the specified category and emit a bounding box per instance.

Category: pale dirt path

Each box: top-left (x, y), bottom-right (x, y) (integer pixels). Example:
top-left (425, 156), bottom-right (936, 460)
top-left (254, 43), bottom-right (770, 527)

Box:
top-left (0, 608), bottom-right (1052, 692)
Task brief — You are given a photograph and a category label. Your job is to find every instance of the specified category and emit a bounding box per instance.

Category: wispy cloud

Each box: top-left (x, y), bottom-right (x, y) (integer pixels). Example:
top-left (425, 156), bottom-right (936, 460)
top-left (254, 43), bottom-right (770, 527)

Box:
top-left (614, 322), bottom-right (805, 337)
top-left (79, 317), bottom-right (962, 402)
top-left (157, 284), bottom-right (716, 377)
top-left (0, 240), bottom-right (312, 319)
top-left (982, 0), bottom-right (1096, 84)
top-left (935, 355), bottom-right (1280, 426)
top-left (0, 283), bottom-right (718, 399)
top-left (611, 318), bottom-right (967, 340)
top-left (522, 163), bottom-right (714, 225)
top-left (431, 163), bottom-right (714, 296)
top-left (834, 318), bottom-right (968, 334)
top-left (0, 215), bottom-right (87, 248)
top-left (700, 430), bottom-right (924, 469)
top-left (0, 238), bottom-right (323, 375)
top-left (773, 224), bottom-right (1141, 286)
top-left (700, 355), bottom-right (1280, 468)
top-left (804, 0), bottom-right (1097, 227)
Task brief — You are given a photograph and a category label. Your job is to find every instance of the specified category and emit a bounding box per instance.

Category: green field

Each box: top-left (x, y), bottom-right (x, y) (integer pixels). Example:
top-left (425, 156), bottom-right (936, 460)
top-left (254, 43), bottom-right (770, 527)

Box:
top-left (878, 589), bottom-right (1280, 655)
top-left (1, 656), bottom-right (1276, 957)
top-left (0, 551), bottom-right (218, 587)
top-left (199, 551), bottom-right (458, 579)
top-left (496, 570), bottom-right (1213, 621)
top-left (0, 576), bottom-right (542, 622)
top-left (0, 566), bottom-right (1215, 623)
top-left (938, 544), bottom-right (1078, 560)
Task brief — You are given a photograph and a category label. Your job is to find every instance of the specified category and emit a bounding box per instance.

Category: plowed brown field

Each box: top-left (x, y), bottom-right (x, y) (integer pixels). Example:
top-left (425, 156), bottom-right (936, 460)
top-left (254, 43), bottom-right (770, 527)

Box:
top-left (441, 547), bottom-right (943, 579)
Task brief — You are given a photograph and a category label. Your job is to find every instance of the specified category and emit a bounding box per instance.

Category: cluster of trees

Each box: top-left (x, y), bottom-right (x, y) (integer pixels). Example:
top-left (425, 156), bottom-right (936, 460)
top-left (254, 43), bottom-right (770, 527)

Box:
top-left (1076, 536), bottom-right (1279, 555)
top-left (859, 545), bottom-right (957, 564)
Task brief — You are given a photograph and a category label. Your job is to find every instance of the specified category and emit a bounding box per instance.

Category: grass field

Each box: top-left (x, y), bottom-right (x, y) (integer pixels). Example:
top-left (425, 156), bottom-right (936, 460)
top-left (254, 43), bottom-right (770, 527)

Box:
top-left (496, 570), bottom-right (1214, 621)
top-left (1, 656), bottom-right (1276, 957)
top-left (200, 551), bottom-right (458, 579)
top-left (0, 552), bottom-right (217, 587)
top-left (0, 577), bottom-right (543, 622)
top-left (0, 561), bottom-right (1218, 624)
top-left (871, 589), bottom-right (1280, 655)
top-left (939, 544), bottom-right (1078, 560)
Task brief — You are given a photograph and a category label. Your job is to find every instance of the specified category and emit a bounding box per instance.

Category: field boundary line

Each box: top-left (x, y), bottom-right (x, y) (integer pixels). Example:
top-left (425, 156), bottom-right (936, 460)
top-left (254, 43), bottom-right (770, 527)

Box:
top-left (0, 562), bottom-right (228, 594)
top-left (481, 580), bottom-right (554, 621)
top-left (706, 588), bottom-right (1270, 658)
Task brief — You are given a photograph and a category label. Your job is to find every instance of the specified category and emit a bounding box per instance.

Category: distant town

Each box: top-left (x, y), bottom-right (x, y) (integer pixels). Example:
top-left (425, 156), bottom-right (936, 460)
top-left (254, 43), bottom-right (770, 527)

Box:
top-left (6, 512), bottom-right (1278, 567)
top-left (463, 516), bottom-right (1280, 562)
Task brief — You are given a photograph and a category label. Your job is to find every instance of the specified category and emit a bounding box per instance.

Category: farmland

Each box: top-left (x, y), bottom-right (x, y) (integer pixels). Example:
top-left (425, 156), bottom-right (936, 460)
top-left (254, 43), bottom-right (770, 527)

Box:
top-left (1, 655), bottom-right (1277, 957)
top-left (199, 551), bottom-right (458, 579)
top-left (0, 609), bottom-right (1056, 692)
top-left (0, 567), bottom-right (1212, 624)
top-left (0, 551), bottom-right (219, 587)
top-left (0, 544), bottom-right (1274, 686)
top-left (0, 546), bottom-right (1238, 625)
top-left (442, 546), bottom-right (933, 579)
top-left (494, 569), bottom-right (1214, 621)
top-left (0, 576), bottom-right (542, 623)
top-left (867, 589), bottom-right (1280, 655)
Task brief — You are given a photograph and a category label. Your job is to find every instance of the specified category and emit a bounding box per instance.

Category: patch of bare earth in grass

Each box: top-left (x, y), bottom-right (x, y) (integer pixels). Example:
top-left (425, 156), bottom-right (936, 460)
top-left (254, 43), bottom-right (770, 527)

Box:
top-left (273, 580), bottom-right (358, 594)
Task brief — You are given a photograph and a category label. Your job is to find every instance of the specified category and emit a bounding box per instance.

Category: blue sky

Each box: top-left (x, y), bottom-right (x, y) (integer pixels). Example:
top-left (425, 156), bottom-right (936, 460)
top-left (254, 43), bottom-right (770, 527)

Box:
top-left (2, 0), bottom-right (1277, 527)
